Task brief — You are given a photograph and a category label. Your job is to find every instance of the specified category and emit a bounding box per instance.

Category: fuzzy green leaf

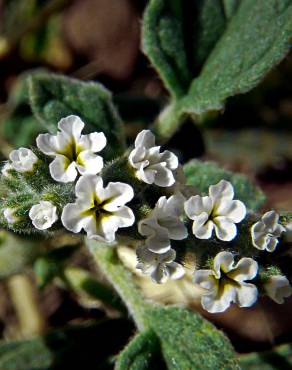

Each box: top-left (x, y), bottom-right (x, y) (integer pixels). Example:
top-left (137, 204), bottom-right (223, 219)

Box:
top-left (183, 159), bottom-right (266, 210)
top-left (143, 0), bottom-right (292, 138)
top-left (0, 231), bottom-right (45, 279)
top-left (1, 72), bottom-right (43, 147)
top-left (28, 72), bottom-right (126, 159)
top-left (147, 306), bottom-right (238, 370)
top-left (182, 0), bottom-right (292, 114)
top-left (142, 0), bottom-right (225, 99)
top-left (115, 330), bottom-right (163, 370)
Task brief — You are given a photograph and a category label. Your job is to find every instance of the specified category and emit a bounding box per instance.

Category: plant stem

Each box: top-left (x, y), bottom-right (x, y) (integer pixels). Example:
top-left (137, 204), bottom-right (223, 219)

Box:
top-left (86, 239), bottom-right (150, 331)
top-left (8, 274), bottom-right (46, 338)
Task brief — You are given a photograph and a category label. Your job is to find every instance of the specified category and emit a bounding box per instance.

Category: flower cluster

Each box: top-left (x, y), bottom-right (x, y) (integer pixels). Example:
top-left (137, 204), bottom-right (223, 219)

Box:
top-left (1, 115), bottom-right (291, 313)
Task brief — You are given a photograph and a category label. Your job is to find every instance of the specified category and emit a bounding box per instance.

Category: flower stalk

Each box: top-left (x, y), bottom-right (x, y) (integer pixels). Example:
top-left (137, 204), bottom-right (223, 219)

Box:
top-left (86, 238), bottom-right (151, 331)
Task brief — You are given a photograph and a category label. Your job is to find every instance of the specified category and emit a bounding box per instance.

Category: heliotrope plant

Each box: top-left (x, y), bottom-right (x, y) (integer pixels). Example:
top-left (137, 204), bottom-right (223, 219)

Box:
top-left (1, 0), bottom-right (292, 366)
top-left (1, 114), bottom-right (292, 315)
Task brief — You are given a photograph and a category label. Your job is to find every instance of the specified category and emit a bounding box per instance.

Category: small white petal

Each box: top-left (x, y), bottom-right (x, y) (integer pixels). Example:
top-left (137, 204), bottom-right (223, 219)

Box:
top-left (214, 216), bottom-right (237, 241)
top-left (78, 132), bottom-right (107, 152)
top-left (58, 115), bottom-right (84, 141)
top-left (184, 195), bottom-right (213, 219)
top-left (9, 148), bottom-right (38, 172)
top-left (192, 213), bottom-right (214, 239)
top-left (135, 130), bottom-right (155, 149)
top-left (29, 201), bottom-right (58, 230)
top-left (76, 151), bottom-right (103, 175)
top-left (209, 180), bottom-right (234, 201)
top-left (75, 175), bottom-right (101, 202)
top-left (3, 208), bottom-right (18, 224)
top-left (111, 206), bottom-right (135, 228)
top-left (201, 285), bottom-right (235, 313)
top-left (49, 155), bottom-right (77, 183)
top-left (61, 201), bottom-right (90, 233)
top-left (235, 283), bottom-right (258, 307)
top-left (166, 262), bottom-right (185, 280)
top-left (102, 182), bottom-right (134, 212)
top-left (213, 251), bottom-right (234, 277)
top-left (36, 133), bottom-right (59, 156)
top-left (193, 270), bottom-right (217, 291)
top-left (215, 199), bottom-right (246, 223)
top-left (264, 275), bottom-right (292, 304)
top-left (229, 258), bottom-right (258, 282)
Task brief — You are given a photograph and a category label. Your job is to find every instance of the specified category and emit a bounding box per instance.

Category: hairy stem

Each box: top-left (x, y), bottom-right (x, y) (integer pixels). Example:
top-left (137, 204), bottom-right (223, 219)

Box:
top-left (86, 239), bottom-right (150, 331)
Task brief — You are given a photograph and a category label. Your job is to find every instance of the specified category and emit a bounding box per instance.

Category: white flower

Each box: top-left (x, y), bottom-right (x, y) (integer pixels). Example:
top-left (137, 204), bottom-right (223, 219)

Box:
top-left (264, 275), bottom-right (292, 304)
top-left (193, 251), bottom-right (258, 313)
top-left (184, 180), bottom-right (246, 241)
top-left (251, 210), bottom-right (285, 252)
top-left (136, 244), bottom-right (185, 284)
top-left (3, 208), bottom-right (18, 224)
top-left (128, 130), bottom-right (178, 187)
top-left (62, 175), bottom-right (135, 242)
top-left (138, 193), bottom-right (187, 253)
top-left (29, 201), bottom-right (58, 230)
top-left (36, 115), bottom-right (106, 183)
top-left (9, 148), bottom-right (38, 172)
top-left (1, 162), bottom-right (13, 177)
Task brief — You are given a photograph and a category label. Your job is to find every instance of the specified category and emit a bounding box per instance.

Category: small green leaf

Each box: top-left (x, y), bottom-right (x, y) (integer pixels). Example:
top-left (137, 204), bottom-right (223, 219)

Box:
top-left (0, 231), bottom-right (45, 279)
top-left (143, 0), bottom-right (292, 138)
top-left (1, 72), bottom-right (43, 147)
top-left (28, 72), bottom-right (126, 159)
top-left (115, 330), bottom-right (163, 370)
top-left (34, 245), bottom-right (78, 288)
top-left (183, 159), bottom-right (266, 209)
top-left (182, 0), bottom-right (292, 115)
top-left (240, 343), bottom-right (292, 370)
top-left (147, 306), bottom-right (238, 370)
top-left (142, 0), bottom-right (225, 99)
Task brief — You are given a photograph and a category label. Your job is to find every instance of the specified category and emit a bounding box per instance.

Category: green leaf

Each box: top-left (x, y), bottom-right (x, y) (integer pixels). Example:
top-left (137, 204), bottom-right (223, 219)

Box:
top-left (239, 343), bottom-right (292, 370)
top-left (147, 306), bottom-right (238, 370)
top-left (183, 159), bottom-right (266, 209)
top-left (28, 72), bottom-right (126, 159)
top-left (1, 72), bottom-right (43, 147)
top-left (182, 0), bottom-right (292, 114)
top-left (142, 0), bottom-right (225, 99)
top-left (34, 245), bottom-right (78, 288)
top-left (0, 231), bottom-right (45, 279)
top-left (115, 330), bottom-right (163, 370)
top-left (0, 320), bottom-right (133, 370)
top-left (143, 0), bottom-right (292, 138)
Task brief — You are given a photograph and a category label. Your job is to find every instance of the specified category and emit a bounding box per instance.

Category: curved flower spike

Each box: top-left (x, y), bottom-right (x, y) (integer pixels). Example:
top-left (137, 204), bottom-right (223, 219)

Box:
top-left (193, 251), bottom-right (258, 313)
top-left (29, 201), bottom-right (58, 230)
top-left (136, 244), bottom-right (185, 284)
top-left (62, 175), bottom-right (135, 242)
top-left (264, 275), bottom-right (292, 304)
top-left (138, 193), bottom-right (187, 253)
top-left (36, 115), bottom-right (106, 183)
top-left (9, 148), bottom-right (38, 172)
top-left (128, 130), bottom-right (178, 187)
top-left (184, 180), bottom-right (246, 241)
top-left (251, 210), bottom-right (285, 252)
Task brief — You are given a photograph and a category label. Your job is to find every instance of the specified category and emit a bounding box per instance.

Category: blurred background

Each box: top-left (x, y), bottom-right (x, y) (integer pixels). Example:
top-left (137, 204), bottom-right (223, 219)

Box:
top-left (0, 0), bottom-right (292, 358)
